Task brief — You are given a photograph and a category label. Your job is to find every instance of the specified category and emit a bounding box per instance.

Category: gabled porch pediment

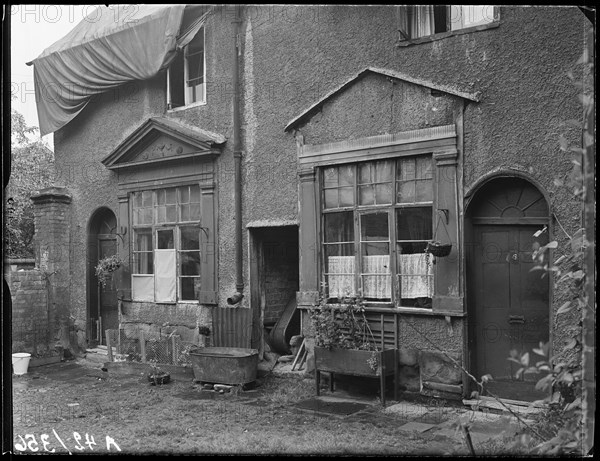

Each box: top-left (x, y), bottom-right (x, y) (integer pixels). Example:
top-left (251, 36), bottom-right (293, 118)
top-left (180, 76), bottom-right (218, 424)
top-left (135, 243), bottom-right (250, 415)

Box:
top-left (285, 67), bottom-right (481, 133)
top-left (102, 117), bottom-right (226, 170)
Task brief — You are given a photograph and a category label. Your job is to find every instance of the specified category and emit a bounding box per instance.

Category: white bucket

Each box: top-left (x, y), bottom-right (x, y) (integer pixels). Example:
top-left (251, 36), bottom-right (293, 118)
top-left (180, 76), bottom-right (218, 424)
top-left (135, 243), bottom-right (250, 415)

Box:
top-left (12, 353), bottom-right (32, 375)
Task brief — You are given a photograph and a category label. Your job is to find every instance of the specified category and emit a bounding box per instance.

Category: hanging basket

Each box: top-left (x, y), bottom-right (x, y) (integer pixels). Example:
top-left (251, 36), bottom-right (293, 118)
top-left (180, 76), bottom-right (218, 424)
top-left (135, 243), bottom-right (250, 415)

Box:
top-left (426, 241), bottom-right (453, 257)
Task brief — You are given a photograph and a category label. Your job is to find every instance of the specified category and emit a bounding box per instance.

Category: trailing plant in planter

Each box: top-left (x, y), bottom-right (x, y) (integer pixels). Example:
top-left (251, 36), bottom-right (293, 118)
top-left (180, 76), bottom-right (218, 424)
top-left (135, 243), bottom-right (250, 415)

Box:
top-left (309, 293), bottom-right (381, 371)
top-left (148, 359), bottom-right (170, 385)
top-left (95, 254), bottom-right (124, 288)
top-left (309, 291), bottom-right (397, 405)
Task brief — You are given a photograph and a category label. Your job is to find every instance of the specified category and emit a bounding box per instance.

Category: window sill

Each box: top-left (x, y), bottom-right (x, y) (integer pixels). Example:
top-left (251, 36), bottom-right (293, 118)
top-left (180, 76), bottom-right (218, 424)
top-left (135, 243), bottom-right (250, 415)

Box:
top-left (396, 21), bottom-right (501, 48)
top-left (299, 303), bottom-right (465, 317)
top-left (167, 100), bottom-right (207, 113)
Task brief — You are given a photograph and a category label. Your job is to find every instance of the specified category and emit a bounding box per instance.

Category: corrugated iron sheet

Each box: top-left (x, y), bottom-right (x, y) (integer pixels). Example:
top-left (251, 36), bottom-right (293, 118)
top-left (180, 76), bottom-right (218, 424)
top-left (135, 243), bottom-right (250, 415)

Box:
top-left (212, 307), bottom-right (252, 349)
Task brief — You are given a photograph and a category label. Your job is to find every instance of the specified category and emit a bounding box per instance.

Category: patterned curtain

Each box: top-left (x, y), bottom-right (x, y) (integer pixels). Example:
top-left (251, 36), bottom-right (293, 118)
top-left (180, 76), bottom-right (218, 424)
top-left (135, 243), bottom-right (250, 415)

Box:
top-left (399, 253), bottom-right (433, 298)
top-left (362, 255), bottom-right (391, 299)
top-left (327, 256), bottom-right (355, 298)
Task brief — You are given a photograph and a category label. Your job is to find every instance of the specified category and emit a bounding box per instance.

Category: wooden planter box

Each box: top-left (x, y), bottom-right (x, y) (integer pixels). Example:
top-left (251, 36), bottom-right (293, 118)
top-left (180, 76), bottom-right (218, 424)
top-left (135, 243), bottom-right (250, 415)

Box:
top-left (314, 347), bottom-right (397, 406)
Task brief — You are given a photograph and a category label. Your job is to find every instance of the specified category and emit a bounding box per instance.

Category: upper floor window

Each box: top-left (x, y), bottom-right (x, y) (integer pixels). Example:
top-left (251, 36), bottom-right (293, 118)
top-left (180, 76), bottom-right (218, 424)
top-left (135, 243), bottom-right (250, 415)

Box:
top-left (167, 26), bottom-right (205, 109)
top-left (400, 5), bottom-right (495, 39)
top-left (321, 156), bottom-right (434, 308)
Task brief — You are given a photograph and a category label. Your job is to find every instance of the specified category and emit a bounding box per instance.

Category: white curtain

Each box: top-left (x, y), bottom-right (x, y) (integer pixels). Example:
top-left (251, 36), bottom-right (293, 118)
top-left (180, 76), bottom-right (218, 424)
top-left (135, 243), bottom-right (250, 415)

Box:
top-left (132, 275), bottom-right (155, 302)
top-left (362, 255), bottom-right (391, 299)
top-left (327, 256), bottom-right (355, 298)
top-left (155, 249), bottom-right (176, 302)
top-left (399, 253), bottom-right (433, 298)
top-left (411, 6), bottom-right (435, 37)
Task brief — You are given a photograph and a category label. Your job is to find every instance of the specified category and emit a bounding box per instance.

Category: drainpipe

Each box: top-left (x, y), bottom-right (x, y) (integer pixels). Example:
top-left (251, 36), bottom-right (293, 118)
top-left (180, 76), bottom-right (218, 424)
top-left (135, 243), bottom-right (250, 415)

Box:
top-left (227, 4), bottom-right (244, 305)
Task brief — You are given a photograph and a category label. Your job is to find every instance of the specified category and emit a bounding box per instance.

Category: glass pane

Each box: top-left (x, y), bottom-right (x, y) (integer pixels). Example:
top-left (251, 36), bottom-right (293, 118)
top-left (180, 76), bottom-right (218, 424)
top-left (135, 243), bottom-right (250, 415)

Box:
top-left (375, 183), bottom-right (392, 204)
top-left (399, 158), bottom-right (415, 181)
top-left (156, 189), bottom-right (165, 205)
top-left (133, 209), bottom-right (139, 225)
top-left (338, 165), bottom-right (354, 187)
top-left (396, 241), bottom-right (428, 255)
top-left (157, 229), bottom-right (174, 249)
top-left (397, 181), bottom-right (415, 203)
top-left (134, 192), bottom-right (142, 208)
top-left (359, 185), bottom-right (374, 206)
top-left (142, 190), bottom-right (153, 207)
top-left (415, 179), bottom-right (433, 202)
top-left (361, 241), bottom-right (389, 256)
top-left (181, 251), bottom-right (201, 275)
top-left (190, 185), bottom-right (200, 202)
top-left (166, 188), bottom-right (177, 204)
top-left (134, 252), bottom-right (153, 274)
top-left (396, 207), bottom-right (432, 241)
top-left (323, 167), bottom-right (338, 188)
top-left (358, 163), bottom-right (371, 184)
top-left (189, 203), bottom-right (201, 221)
top-left (180, 204), bottom-right (190, 222)
top-left (166, 205), bottom-right (177, 222)
top-left (181, 227), bottom-right (200, 250)
top-left (324, 243), bottom-right (354, 258)
top-left (180, 186), bottom-right (190, 204)
top-left (360, 212), bottom-right (389, 241)
top-left (339, 187), bottom-right (354, 207)
top-left (135, 229), bottom-right (152, 251)
top-left (416, 156), bottom-right (433, 179)
top-left (324, 189), bottom-right (338, 209)
top-left (157, 206), bottom-right (166, 223)
top-left (181, 277), bottom-right (202, 301)
top-left (141, 208), bottom-right (153, 225)
top-left (324, 212), bottom-right (354, 243)
top-left (375, 160), bottom-right (393, 182)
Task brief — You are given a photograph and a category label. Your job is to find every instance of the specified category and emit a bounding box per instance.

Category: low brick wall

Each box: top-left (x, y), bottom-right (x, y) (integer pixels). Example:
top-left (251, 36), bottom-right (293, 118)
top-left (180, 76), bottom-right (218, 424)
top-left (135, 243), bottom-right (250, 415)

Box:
top-left (6, 268), bottom-right (58, 357)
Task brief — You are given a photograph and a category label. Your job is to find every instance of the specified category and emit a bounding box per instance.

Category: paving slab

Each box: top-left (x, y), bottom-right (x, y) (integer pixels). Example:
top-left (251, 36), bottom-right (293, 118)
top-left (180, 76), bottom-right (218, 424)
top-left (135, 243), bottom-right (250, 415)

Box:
top-left (398, 421), bottom-right (436, 433)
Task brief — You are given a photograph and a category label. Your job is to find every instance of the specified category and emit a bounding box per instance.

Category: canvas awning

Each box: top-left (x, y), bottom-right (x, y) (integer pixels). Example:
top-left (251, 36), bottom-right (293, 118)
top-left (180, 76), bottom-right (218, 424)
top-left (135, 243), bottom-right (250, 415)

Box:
top-left (26, 4), bottom-right (210, 136)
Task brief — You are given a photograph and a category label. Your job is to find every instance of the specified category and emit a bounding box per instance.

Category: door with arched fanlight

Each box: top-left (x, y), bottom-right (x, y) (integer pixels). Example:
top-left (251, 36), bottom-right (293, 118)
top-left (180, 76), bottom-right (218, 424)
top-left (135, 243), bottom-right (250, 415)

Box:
top-left (87, 208), bottom-right (118, 346)
top-left (466, 176), bottom-right (551, 401)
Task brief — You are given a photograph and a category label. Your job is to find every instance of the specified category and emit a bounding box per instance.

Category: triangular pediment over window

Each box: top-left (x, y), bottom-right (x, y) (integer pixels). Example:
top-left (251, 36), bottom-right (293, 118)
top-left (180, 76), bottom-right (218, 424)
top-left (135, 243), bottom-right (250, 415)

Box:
top-left (102, 117), bottom-right (226, 170)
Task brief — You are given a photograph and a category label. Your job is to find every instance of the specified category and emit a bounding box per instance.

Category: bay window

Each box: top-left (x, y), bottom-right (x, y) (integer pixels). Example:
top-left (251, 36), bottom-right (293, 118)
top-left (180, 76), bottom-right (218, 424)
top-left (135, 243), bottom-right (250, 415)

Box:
top-left (131, 184), bottom-right (204, 302)
top-left (321, 156), bottom-right (434, 307)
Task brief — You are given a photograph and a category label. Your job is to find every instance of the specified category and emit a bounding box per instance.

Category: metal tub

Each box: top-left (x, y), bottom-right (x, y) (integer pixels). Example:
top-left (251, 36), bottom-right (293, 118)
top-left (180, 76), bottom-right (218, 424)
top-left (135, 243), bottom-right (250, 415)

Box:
top-left (189, 347), bottom-right (258, 385)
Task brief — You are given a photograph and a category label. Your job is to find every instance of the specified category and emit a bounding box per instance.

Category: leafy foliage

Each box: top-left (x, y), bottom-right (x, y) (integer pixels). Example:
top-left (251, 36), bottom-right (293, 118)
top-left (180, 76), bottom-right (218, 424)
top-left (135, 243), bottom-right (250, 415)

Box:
top-left (95, 254), bottom-right (124, 288)
top-left (309, 293), bottom-right (378, 352)
top-left (5, 107), bottom-right (55, 258)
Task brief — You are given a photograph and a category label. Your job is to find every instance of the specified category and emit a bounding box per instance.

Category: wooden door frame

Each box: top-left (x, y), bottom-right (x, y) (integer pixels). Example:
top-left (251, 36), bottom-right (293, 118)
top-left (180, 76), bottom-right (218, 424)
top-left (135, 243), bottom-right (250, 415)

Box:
top-left (86, 207), bottom-right (118, 346)
top-left (464, 173), bottom-right (553, 396)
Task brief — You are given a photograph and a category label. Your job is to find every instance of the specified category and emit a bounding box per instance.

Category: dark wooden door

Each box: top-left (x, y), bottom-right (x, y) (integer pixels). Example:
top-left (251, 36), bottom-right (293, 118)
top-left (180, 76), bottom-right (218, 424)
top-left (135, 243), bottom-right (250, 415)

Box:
top-left (98, 236), bottom-right (118, 341)
top-left (472, 224), bottom-right (549, 400)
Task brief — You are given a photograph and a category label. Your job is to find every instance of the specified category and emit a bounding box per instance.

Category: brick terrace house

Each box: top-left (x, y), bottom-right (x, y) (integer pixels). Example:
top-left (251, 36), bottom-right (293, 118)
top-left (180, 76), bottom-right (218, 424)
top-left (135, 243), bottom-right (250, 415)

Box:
top-left (23, 5), bottom-right (589, 401)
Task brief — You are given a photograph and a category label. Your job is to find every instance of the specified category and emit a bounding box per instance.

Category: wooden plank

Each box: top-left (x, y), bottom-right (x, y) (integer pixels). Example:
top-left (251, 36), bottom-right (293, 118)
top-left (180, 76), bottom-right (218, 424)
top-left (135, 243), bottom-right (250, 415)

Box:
top-left (139, 330), bottom-right (146, 362)
top-left (423, 381), bottom-right (462, 394)
top-left (297, 348), bottom-right (308, 371)
top-left (291, 339), bottom-right (306, 370)
top-left (106, 331), bottom-right (113, 362)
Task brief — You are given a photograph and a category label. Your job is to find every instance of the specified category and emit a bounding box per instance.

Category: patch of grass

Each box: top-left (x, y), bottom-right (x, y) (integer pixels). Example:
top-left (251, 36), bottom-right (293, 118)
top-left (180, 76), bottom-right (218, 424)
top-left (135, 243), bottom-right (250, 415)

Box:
top-left (259, 376), bottom-right (314, 406)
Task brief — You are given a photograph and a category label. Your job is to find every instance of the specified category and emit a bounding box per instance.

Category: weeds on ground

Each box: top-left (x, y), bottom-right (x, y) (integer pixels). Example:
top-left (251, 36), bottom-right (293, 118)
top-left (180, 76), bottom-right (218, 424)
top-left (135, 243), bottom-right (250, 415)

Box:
top-left (260, 375), bottom-right (314, 406)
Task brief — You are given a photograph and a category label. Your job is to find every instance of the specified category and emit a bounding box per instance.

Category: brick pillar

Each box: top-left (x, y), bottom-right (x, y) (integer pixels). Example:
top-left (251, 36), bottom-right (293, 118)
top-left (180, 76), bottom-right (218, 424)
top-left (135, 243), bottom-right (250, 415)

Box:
top-left (31, 186), bottom-right (73, 354)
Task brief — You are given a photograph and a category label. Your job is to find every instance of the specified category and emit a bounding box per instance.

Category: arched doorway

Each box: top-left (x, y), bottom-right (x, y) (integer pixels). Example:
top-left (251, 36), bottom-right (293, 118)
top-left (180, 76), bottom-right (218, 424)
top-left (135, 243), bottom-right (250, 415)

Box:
top-left (465, 176), bottom-right (550, 401)
top-left (87, 207), bottom-right (118, 346)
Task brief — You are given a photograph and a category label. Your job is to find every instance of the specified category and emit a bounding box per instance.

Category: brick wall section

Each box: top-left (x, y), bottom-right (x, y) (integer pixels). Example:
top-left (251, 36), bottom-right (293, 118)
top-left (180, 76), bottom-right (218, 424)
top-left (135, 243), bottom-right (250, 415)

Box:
top-left (31, 187), bottom-right (76, 352)
top-left (263, 239), bottom-right (299, 325)
top-left (7, 269), bottom-right (54, 356)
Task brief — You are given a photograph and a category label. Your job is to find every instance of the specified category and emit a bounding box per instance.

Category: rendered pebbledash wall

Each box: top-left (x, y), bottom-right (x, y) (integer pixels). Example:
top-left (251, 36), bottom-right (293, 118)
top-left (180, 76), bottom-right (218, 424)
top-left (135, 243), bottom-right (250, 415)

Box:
top-left (49, 6), bottom-right (586, 366)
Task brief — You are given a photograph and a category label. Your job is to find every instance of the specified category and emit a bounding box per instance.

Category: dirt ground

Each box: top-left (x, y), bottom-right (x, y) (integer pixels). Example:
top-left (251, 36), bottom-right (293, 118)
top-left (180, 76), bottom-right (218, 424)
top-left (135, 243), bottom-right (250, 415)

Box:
top-left (10, 359), bottom-right (522, 455)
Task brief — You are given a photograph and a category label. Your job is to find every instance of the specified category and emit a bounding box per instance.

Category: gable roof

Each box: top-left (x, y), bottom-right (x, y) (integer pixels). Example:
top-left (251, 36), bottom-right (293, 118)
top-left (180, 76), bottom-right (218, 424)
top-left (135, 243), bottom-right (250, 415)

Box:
top-left (284, 67), bottom-right (482, 132)
top-left (102, 117), bottom-right (226, 169)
